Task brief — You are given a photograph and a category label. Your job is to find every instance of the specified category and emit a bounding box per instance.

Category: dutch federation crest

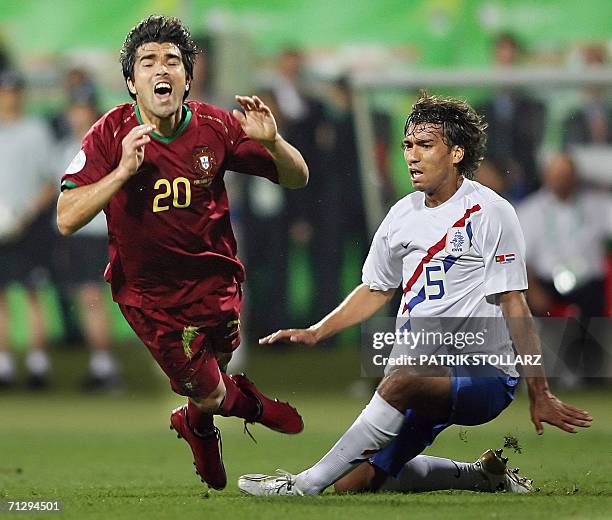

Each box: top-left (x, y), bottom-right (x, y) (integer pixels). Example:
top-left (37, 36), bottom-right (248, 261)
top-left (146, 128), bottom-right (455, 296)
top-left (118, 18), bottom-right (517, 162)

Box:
top-left (192, 147), bottom-right (217, 186)
top-left (445, 226), bottom-right (470, 256)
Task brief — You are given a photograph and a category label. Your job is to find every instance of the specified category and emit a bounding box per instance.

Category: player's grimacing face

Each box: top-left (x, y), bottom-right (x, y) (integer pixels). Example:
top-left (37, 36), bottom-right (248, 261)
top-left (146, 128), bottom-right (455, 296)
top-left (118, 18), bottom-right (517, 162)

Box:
top-left (128, 42), bottom-right (188, 119)
top-left (403, 123), bottom-right (462, 194)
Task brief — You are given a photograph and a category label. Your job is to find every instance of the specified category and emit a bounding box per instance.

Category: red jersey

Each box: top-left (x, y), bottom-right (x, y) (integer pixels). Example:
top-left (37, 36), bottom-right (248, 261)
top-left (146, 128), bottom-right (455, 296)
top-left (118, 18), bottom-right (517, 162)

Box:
top-left (61, 101), bottom-right (278, 308)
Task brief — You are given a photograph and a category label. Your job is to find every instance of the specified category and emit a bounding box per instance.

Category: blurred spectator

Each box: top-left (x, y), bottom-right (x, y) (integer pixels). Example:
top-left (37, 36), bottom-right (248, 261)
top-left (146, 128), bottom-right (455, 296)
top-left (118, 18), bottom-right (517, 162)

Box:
top-left (477, 33), bottom-right (546, 202)
top-left (312, 77), bottom-right (392, 318)
top-left (241, 91), bottom-right (292, 339)
top-left (244, 48), bottom-right (327, 334)
top-left (48, 67), bottom-right (101, 346)
top-left (189, 35), bottom-right (215, 103)
top-left (268, 48), bottom-right (327, 229)
top-left (52, 71), bottom-right (122, 392)
top-left (50, 67), bottom-right (99, 141)
top-left (563, 45), bottom-right (612, 147)
top-left (475, 158), bottom-right (508, 196)
top-left (517, 152), bottom-right (612, 385)
top-left (0, 70), bottom-right (56, 389)
top-left (0, 37), bottom-right (10, 73)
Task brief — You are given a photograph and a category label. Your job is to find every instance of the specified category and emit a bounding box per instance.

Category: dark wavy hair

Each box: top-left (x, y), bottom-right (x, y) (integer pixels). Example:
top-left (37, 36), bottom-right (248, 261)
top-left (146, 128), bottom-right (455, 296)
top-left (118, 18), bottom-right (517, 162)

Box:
top-left (404, 92), bottom-right (488, 179)
top-left (119, 15), bottom-right (199, 100)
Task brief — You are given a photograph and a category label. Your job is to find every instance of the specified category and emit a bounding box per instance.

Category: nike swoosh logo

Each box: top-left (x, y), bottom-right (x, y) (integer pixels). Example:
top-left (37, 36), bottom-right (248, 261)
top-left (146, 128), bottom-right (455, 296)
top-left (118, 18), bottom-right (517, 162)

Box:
top-left (401, 242), bottom-right (410, 249)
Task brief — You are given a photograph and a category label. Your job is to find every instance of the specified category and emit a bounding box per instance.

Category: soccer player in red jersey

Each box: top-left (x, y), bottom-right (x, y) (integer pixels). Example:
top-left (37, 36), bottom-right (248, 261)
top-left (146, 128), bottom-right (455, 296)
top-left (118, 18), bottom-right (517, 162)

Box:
top-left (56, 15), bottom-right (308, 490)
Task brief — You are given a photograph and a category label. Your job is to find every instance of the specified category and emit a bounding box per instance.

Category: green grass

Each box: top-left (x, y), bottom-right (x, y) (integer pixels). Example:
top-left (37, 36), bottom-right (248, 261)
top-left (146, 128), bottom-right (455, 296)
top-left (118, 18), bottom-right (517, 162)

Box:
top-left (0, 348), bottom-right (610, 519)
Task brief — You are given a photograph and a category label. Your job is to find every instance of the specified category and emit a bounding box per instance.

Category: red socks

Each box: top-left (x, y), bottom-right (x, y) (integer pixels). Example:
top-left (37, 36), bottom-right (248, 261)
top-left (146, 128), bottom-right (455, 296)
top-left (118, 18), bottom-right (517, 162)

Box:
top-left (187, 398), bottom-right (215, 436)
top-left (219, 373), bottom-right (260, 421)
top-left (186, 373), bottom-right (260, 434)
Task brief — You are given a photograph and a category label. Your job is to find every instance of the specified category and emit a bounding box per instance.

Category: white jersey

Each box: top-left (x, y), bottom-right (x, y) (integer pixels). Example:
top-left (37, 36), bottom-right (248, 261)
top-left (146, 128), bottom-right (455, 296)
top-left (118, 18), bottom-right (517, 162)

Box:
top-left (362, 179), bottom-right (528, 376)
top-left (0, 117), bottom-right (55, 238)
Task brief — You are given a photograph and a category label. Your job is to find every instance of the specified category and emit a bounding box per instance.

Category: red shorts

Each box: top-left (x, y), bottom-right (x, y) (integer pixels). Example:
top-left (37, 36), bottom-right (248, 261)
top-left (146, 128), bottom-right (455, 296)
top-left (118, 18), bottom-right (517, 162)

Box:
top-left (119, 285), bottom-right (242, 397)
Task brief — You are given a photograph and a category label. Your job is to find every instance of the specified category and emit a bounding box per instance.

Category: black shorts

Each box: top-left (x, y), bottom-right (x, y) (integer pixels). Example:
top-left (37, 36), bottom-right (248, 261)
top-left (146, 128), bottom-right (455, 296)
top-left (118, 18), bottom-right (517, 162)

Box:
top-left (0, 222), bottom-right (54, 289)
top-left (52, 235), bottom-right (109, 287)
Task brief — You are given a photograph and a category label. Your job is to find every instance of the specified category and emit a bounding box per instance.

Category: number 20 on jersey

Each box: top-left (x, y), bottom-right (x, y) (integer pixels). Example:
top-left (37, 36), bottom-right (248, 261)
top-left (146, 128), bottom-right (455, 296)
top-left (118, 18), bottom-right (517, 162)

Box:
top-left (153, 177), bottom-right (192, 212)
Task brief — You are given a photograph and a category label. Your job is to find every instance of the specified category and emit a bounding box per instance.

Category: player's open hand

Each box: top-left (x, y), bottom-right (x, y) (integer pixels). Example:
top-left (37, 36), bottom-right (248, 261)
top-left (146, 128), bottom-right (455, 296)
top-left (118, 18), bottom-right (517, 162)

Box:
top-left (259, 328), bottom-right (319, 346)
top-left (118, 124), bottom-right (155, 179)
top-left (232, 95), bottom-right (278, 144)
top-left (529, 389), bottom-right (593, 434)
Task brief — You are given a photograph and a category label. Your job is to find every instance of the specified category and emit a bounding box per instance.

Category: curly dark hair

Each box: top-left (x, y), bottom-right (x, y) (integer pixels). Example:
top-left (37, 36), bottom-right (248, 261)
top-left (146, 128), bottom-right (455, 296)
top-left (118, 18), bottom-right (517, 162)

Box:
top-left (404, 92), bottom-right (488, 179)
top-left (119, 15), bottom-right (199, 100)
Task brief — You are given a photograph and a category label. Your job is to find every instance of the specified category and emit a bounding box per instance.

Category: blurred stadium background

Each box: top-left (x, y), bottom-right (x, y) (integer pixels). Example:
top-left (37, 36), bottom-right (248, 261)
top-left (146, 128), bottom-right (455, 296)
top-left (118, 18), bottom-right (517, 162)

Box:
top-left (0, 1), bottom-right (611, 518)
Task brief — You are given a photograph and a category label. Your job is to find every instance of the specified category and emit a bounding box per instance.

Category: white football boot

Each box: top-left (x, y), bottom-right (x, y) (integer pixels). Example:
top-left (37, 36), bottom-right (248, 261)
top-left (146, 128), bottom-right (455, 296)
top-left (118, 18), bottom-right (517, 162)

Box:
top-left (238, 470), bottom-right (304, 496)
top-left (476, 448), bottom-right (534, 493)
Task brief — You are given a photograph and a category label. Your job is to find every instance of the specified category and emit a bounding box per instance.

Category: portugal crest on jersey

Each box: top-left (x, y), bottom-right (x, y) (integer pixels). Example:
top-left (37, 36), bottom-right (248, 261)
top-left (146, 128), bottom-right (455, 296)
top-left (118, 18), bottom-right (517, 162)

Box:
top-left (192, 147), bottom-right (217, 186)
top-left (445, 226), bottom-right (471, 256)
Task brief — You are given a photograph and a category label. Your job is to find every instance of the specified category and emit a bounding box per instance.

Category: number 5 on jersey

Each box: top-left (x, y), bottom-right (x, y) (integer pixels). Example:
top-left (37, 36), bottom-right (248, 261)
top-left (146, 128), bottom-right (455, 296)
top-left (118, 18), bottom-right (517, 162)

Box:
top-left (425, 262), bottom-right (447, 300)
top-left (153, 177), bottom-right (192, 212)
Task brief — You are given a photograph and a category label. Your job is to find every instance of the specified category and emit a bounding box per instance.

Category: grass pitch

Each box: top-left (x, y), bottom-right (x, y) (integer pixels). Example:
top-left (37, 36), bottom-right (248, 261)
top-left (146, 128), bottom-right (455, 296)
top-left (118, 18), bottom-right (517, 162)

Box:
top-left (0, 347), bottom-right (610, 519)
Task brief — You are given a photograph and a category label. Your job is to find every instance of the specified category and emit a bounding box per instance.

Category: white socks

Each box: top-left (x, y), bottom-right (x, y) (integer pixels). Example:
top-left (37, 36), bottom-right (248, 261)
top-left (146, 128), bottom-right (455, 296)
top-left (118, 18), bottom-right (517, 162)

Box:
top-left (381, 455), bottom-right (490, 492)
top-left (296, 392), bottom-right (404, 495)
top-left (0, 350), bottom-right (15, 381)
top-left (25, 349), bottom-right (50, 376)
top-left (89, 350), bottom-right (118, 378)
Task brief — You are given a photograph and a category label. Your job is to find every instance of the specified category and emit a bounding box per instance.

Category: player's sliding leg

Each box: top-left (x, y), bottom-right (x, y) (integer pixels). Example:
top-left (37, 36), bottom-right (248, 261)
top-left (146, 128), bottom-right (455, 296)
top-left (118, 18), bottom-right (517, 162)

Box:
top-left (335, 456), bottom-right (487, 493)
top-left (238, 391), bottom-right (405, 497)
top-left (295, 371), bottom-right (451, 495)
top-left (291, 393), bottom-right (404, 495)
top-left (335, 450), bottom-right (532, 494)
top-left (332, 406), bottom-right (453, 493)
top-left (334, 365), bottom-right (528, 494)
top-left (239, 368), bottom-right (452, 496)
top-left (238, 364), bottom-right (522, 496)
top-left (384, 455), bottom-right (488, 491)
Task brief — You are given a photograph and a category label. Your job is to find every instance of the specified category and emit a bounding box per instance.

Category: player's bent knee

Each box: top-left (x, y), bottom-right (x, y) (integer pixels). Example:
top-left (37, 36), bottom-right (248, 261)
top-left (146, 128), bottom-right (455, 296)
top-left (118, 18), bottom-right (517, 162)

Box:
top-left (377, 366), bottom-right (451, 413)
top-left (191, 378), bottom-right (226, 412)
top-left (334, 462), bottom-right (386, 494)
top-left (377, 369), bottom-right (418, 409)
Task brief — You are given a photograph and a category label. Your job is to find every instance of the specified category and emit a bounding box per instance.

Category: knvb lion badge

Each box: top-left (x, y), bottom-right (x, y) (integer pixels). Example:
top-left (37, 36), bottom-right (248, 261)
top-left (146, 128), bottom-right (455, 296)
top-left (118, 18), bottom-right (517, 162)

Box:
top-left (445, 226), bottom-right (471, 256)
top-left (192, 147), bottom-right (217, 186)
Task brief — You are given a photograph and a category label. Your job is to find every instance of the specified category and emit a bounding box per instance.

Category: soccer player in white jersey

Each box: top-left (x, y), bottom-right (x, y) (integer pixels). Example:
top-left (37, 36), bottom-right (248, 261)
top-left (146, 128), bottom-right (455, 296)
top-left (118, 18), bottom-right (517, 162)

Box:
top-left (238, 93), bottom-right (592, 497)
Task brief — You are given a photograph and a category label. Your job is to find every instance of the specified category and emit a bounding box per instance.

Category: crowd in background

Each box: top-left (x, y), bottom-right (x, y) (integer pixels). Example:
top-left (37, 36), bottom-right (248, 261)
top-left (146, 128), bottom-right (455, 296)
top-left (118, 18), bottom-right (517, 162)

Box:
top-left (0, 32), bottom-right (610, 392)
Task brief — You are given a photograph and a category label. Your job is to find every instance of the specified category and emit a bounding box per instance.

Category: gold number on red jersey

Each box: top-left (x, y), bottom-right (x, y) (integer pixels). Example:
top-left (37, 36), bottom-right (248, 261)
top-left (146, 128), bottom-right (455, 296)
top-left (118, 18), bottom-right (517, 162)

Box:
top-left (173, 177), bottom-right (191, 208)
top-left (153, 177), bottom-right (192, 213)
top-left (153, 179), bottom-right (172, 212)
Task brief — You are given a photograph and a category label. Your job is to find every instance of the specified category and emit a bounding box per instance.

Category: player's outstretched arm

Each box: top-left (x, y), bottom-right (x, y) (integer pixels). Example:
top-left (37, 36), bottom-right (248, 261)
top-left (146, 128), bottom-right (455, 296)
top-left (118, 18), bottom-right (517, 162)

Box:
top-left (260, 283), bottom-right (395, 346)
top-left (57, 124), bottom-right (155, 235)
top-left (499, 290), bottom-right (593, 435)
top-left (233, 95), bottom-right (308, 189)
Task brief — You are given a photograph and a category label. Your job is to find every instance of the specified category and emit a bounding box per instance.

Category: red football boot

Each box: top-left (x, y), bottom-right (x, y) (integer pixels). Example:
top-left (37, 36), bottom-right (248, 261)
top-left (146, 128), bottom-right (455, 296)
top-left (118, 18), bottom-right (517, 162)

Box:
top-left (230, 373), bottom-right (304, 434)
top-left (169, 405), bottom-right (227, 490)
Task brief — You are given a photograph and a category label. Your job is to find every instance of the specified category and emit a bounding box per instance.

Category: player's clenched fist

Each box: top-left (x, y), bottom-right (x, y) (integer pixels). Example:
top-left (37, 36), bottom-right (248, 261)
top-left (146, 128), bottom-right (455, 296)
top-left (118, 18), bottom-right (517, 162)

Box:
top-left (117, 124), bottom-right (156, 179)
